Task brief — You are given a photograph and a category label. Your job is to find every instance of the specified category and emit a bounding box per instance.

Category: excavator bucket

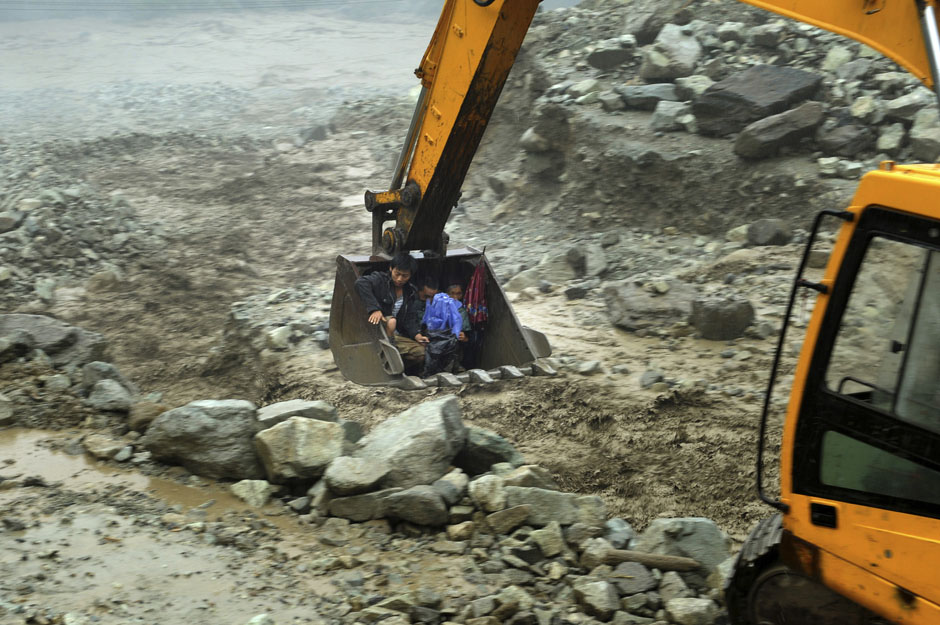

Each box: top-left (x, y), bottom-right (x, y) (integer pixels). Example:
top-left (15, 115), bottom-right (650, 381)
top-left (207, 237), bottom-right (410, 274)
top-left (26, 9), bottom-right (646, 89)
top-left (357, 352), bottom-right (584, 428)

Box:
top-left (329, 248), bottom-right (551, 389)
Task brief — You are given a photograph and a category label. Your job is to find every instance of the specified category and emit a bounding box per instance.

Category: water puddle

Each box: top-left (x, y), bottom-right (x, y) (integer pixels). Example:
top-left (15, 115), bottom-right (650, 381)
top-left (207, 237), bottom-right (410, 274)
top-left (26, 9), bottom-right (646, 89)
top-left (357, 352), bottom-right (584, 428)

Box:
top-left (0, 428), bottom-right (294, 529)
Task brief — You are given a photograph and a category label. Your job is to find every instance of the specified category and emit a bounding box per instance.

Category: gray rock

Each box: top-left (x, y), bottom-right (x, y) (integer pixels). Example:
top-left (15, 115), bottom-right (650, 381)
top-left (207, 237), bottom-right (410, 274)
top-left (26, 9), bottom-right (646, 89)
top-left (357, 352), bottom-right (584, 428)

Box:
top-left (717, 21), bottom-right (746, 42)
top-left (329, 488), bottom-right (402, 522)
top-left (674, 75), bottom-right (714, 101)
top-left (355, 396), bottom-right (467, 488)
top-left (693, 65), bottom-right (823, 136)
top-left (604, 517), bottom-right (636, 549)
top-left (613, 562), bottom-right (657, 595)
top-left (836, 58), bottom-right (872, 82)
top-left (632, 517), bottom-right (731, 572)
top-left (910, 108), bottom-right (940, 162)
top-left (572, 579), bottom-right (620, 621)
top-left (0, 394), bottom-right (15, 426)
top-left (599, 91), bottom-right (627, 112)
top-left (577, 495), bottom-right (607, 526)
top-left (821, 45), bottom-right (854, 72)
top-left (747, 218), bottom-right (793, 246)
top-left (569, 79), bottom-right (600, 101)
top-left (0, 314), bottom-right (107, 368)
top-left (520, 127), bottom-right (551, 153)
top-left (469, 474), bottom-right (507, 512)
top-left (618, 84), bottom-right (678, 111)
top-left (324, 455), bottom-right (390, 496)
top-left (639, 24), bottom-right (702, 81)
top-left (454, 426), bottom-right (524, 475)
top-left (587, 39), bottom-right (635, 70)
top-left (82, 434), bottom-right (125, 460)
top-left (567, 244), bottom-right (607, 278)
top-left (433, 468), bottom-right (468, 505)
top-left (307, 479), bottom-right (332, 514)
top-left (384, 485), bottom-right (448, 526)
top-left (142, 399), bottom-right (264, 479)
top-left (886, 88), bottom-right (933, 122)
top-left (81, 361), bottom-right (136, 395)
top-left (690, 296), bottom-right (755, 341)
top-left (650, 101), bottom-right (691, 132)
top-left (734, 101), bottom-right (824, 159)
top-left (86, 380), bottom-right (133, 413)
top-left (530, 521), bottom-right (565, 557)
top-left (749, 22), bottom-right (787, 48)
top-left (877, 122), bottom-right (906, 154)
top-left (604, 279), bottom-right (696, 333)
top-left (256, 399), bottom-right (338, 427)
top-left (231, 479), bottom-right (275, 508)
top-left (658, 571), bottom-right (693, 602)
top-left (254, 416), bottom-right (345, 482)
top-left (665, 598), bottom-right (719, 625)
top-left (502, 465), bottom-right (559, 490)
top-left (816, 124), bottom-right (875, 157)
top-left (503, 486), bottom-right (580, 526)
top-left (639, 370), bottom-right (664, 389)
top-left (0, 211), bottom-right (24, 234)
top-left (486, 505), bottom-right (531, 535)
top-left (623, 0), bottom-right (688, 45)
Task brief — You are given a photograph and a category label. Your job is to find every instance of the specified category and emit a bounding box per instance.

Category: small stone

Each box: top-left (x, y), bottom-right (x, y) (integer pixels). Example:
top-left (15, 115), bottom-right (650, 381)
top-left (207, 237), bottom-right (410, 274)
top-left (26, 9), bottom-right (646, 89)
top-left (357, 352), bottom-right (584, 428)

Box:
top-left (231, 480), bottom-right (275, 508)
top-left (486, 505), bottom-right (531, 535)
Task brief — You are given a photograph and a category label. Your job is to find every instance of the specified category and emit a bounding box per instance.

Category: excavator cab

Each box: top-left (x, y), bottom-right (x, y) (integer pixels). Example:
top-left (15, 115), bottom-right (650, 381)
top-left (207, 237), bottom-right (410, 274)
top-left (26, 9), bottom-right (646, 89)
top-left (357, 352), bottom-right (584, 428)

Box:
top-left (330, 248), bottom-right (552, 389)
top-left (328, 0), bottom-right (551, 388)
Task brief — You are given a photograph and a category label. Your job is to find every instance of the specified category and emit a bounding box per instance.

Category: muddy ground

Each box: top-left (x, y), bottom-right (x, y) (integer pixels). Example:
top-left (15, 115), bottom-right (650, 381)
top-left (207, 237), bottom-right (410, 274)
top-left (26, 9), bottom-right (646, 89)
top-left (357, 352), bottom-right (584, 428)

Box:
top-left (0, 4), bottom-right (825, 623)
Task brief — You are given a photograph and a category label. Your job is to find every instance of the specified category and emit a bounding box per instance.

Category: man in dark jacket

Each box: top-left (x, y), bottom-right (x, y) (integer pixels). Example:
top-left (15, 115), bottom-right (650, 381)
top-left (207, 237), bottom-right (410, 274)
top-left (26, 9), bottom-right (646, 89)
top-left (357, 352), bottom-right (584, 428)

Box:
top-left (354, 252), bottom-right (428, 370)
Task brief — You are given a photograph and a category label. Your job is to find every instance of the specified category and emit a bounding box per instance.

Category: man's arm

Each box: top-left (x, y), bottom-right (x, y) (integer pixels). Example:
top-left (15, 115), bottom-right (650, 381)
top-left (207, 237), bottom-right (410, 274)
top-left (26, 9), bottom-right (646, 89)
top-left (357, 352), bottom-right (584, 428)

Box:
top-left (354, 273), bottom-right (383, 315)
top-left (448, 299), bottom-right (463, 337)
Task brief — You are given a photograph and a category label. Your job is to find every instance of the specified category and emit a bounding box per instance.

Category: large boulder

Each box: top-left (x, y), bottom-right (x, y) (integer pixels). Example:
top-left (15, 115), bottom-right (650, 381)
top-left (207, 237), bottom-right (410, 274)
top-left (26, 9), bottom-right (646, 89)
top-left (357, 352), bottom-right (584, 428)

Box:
top-left (617, 83), bottom-right (679, 111)
top-left (690, 296), bottom-right (755, 340)
top-left (81, 361), bottom-right (137, 396)
top-left (734, 101), bottom-right (824, 159)
top-left (256, 399), bottom-right (337, 427)
top-left (639, 24), bottom-right (703, 81)
top-left (693, 65), bottom-right (823, 137)
top-left (632, 517), bottom-right (732, 572)
top-left (910, 108), bottom-right (940, 162)
top-left (142, 399), bottom-right (264, 479)
top-left (604, 279), bottom-right (696, 332)
top-left (354, 396), bottom-right (467, 488)
top-left (254, 416), bottom-right (345, 482)
top-left (454, 427), bottom-right (525, 475)
top-left (623, 0), bottom-right (689, 45)
top-left (384, 486), bottom-right (449, 526)
top-left (0, 314), bottom-right (107, 368)
top-left (324, 456), bottom-right (390, 496)
top-left (86, 379), bottom-right (133, 413)
top-left (816, 124), bottom-right (875, 157)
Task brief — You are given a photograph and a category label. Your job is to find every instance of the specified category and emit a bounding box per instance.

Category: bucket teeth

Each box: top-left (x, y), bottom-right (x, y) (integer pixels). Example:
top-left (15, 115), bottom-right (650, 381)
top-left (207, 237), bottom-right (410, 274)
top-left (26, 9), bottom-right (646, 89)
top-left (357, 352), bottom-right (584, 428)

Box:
top-left (434, 372), bottom-right (463, 387)
top-left (498, 365), bottom-right (525, 380)
top-left (530, 360), bottom-right (557, 377)
top-left (396, 375), bottom-right (428, 390)
top-left (468, 369), bottom-right (495, 384)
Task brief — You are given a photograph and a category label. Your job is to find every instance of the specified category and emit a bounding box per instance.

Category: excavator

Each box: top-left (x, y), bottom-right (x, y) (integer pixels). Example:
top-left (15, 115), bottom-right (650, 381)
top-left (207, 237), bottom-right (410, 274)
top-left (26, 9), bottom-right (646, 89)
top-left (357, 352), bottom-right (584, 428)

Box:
top-left (329, 0), bottom-right (940, 622)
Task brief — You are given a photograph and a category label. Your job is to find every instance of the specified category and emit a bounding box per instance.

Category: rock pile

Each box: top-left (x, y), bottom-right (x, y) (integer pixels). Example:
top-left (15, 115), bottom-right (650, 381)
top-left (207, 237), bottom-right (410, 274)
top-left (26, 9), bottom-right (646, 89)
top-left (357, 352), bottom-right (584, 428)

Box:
top-left (0, 150), bottom-right (160, 308)
top-left (143, 394), bottom-right (736, 625)
top-left (522, 1), bottom-right (937, 165)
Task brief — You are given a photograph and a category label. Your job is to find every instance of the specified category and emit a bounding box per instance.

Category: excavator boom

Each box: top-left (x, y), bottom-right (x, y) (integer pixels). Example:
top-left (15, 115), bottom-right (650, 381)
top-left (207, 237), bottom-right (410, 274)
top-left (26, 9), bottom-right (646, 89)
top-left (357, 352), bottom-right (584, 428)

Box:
top-left (739, 0), bottom-right (940, 100)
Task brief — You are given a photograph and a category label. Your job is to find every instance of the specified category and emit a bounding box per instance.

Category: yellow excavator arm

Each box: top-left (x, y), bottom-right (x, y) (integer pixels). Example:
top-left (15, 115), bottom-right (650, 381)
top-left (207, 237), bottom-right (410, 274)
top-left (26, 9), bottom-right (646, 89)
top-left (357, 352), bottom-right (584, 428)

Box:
top-left (364, 0), bottom-right (540, 258)
top-left (740, 0), bottom-right (940, 93)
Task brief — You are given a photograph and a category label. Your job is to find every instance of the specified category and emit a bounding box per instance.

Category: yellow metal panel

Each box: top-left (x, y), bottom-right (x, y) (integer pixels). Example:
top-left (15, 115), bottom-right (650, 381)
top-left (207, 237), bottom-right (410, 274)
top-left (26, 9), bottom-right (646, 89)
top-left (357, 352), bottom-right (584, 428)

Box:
top-left (409, 0), bottom-right (506, 193)
top-left (787, 495), bottom-right (940, 624)
top-left (780, 167), bottom-right (940, 622)
top-left (739, 0), bottom-right (935, 87)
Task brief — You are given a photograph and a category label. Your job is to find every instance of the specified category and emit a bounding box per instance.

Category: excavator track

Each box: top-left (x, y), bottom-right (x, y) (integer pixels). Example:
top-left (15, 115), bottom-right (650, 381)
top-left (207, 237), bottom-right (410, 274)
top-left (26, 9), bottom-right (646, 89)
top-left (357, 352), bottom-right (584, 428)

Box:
top-left (725, 515), bottom-right (887, 625)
